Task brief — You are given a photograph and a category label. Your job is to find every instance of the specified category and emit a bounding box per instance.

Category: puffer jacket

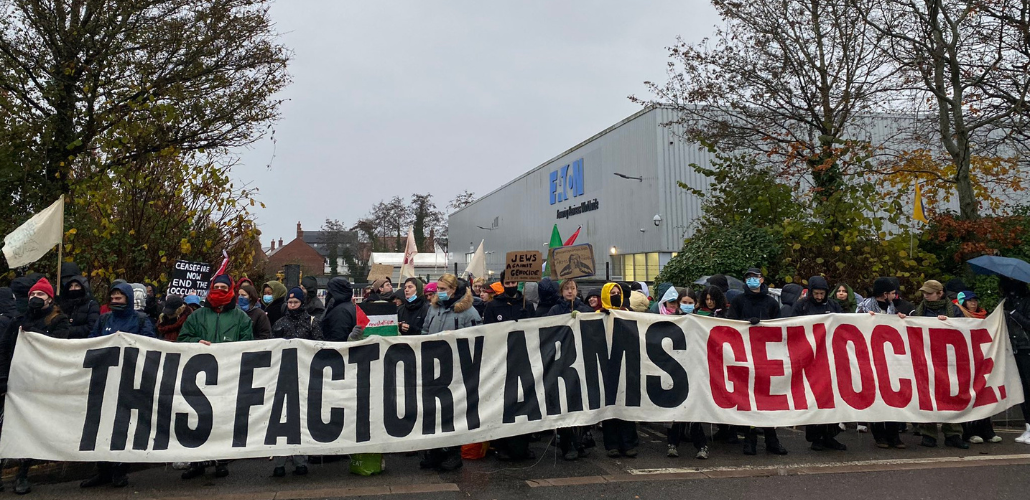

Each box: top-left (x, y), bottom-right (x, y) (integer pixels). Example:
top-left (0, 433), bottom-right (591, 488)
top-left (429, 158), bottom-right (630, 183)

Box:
top-left (423, 285), bottom-right (481, 334)
top-left (272, 308), bottom-right (324, 340)
top-left (60, 275), bottom-right (101, 339)
top-left (483, 291), bottom-right (532, 324)
top-left (177, 299), bottom-right (253, 344)
top-left (779, 283), bottom-right (804, 318)
top-left (534, 278), bottom-right (560, 318)
top-left (321, 278), bottom-right (357, 342)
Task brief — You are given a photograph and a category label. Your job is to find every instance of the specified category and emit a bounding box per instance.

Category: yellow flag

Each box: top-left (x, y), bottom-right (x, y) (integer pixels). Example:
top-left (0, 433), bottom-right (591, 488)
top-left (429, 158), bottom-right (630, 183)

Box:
top-left (913, 182), bottom-right (928, 223)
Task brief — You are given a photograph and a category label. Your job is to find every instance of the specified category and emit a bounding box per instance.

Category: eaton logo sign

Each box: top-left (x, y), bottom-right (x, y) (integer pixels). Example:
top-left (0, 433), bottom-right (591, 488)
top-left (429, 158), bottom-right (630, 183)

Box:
top-left (549, 158), bottom-right (585, 205)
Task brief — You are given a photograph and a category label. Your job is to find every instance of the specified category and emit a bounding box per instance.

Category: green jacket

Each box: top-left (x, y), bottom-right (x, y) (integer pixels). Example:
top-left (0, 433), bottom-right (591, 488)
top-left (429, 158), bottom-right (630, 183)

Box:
top-left (177, 303), bottom-right (254, 343)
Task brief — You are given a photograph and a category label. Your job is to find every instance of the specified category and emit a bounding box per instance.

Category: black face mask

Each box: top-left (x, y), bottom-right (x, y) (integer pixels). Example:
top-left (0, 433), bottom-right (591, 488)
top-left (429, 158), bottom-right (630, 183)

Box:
top-left (28, 297), bottom-right (46, 310)
top-left (109, 303), bottom-right (128, 312)
top-left (504, 286), bottom-right (518, 296)
top-left (64, 288), bottom-right (86, 300)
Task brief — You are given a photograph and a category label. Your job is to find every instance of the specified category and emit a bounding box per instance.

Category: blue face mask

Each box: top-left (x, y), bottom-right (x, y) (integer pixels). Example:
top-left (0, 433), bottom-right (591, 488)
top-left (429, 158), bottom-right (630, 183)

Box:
top-left (680, 303), bottom-right (695, 314)
top-left (746, 277), bottom-right (761, 290)
top-left (238, 296), bottom-right (250, 310)
top-left (262, 294), bottom-right (274, 304)
top-left (406, 294), bottom-right (417, 303)
top-left (437, 291), bottom-right (449, 302)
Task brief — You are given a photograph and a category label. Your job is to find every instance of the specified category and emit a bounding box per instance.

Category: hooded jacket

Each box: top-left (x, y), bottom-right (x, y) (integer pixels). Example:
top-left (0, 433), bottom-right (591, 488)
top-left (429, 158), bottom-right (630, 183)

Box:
top-left (272, 307), bottom-right (324, 340)
top-left (0, 294), bottom-right (70, 393)
top-left (243, 304), bottom-right (272, 340)
top-left (90, 283), bottom-right (156, 338)
top-left (263, 280), bottom-right (288, 326)
top-left (649, 283), bottom-right (675, 313)
top-left (301, 276), bottom-right (325, 318)
top-left (321, 278), bottom-right (357, 342)
top-left (483, 290), bottom-right (532, 324)
top-left (423, 282), bottom-right (481, 334)
top-left (834, 283), bottom-right (858, 313)
top-left (534, 278), bottom-right (560, 318)
top-left (584, 287), bottom-right (603, 312)
top-left (0, 287), bottom-right (18, 341)
top-left (779, 283), bottom-right (804, 318)
top-left (10, 273), bottom-right (44, 314)
top-left (791, 277), bottom-right (843, 316)
top-left (727, 284), bottom-right (780, 322)
top-left (397, 295), bottom-right (430, 335)
top-left (60, 275), bottom-right (101, 339)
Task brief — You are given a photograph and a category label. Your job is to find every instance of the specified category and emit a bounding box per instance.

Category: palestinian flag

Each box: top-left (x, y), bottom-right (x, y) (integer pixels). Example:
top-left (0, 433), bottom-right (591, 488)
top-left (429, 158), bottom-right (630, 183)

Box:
top-left (357, 301), bottom-right (399, 337)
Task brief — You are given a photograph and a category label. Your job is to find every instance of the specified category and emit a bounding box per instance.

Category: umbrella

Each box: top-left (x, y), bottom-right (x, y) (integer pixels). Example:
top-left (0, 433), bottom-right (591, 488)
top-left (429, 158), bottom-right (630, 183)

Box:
top-left (967, 255), bottom-right (1030, 283)
top-left (693, 275), bottom-right (745, 291)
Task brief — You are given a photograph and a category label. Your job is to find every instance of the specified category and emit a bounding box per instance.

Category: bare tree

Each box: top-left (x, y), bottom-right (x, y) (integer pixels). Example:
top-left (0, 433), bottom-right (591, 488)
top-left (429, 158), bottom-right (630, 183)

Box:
top-left (410, 193), bottom-right (443, 252)
top-left (448, 190), bottom-right (476, 211)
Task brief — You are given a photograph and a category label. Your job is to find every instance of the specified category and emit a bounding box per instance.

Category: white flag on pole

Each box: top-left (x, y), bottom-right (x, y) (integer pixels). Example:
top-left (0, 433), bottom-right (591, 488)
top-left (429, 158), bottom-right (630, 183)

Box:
top-left (400, 226), bottom-right (418, 279)
top-left (464, 240), bottom-right (486, 280)
top-left (3, 197), bottom-right (64, 268)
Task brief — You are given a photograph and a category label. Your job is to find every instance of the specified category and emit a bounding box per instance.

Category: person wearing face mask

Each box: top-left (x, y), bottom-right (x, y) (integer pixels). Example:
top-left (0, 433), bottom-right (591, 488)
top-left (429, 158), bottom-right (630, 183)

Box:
top-left (483, 271), bottom-right (533, 326)
top-left (60, 272), bottom-right (100, 339)
top-left (397, 278), bottom-right (429, 335)
top-left (262, 281), bottom-right (288, 326)
top-left (597, 282), bottom-right (641, 459)
top-left (655, 287), bottom-right (710, 459)
top-left (178, 274), bottom-right (252, 480)
top-left (856, 277), bottom-right (908, 449)
top-left (156, 295), bottom-right (191, 342)
top-left (657, 286), bottom-right (684, 315)
top-left (727, 268), bottom-right (788, 456)
top-left (238, 284), bottom-right (272, 340)
top-left (89, 282), bottom-right (156, 338)
top-left (299, 275), bottom-right (325, 319)
top-left (420, 274), bottom-right (481, 471)
top-left (321, 277), bottom-right (357, 342)
top-left (9, 273), bottom-right (45, 315)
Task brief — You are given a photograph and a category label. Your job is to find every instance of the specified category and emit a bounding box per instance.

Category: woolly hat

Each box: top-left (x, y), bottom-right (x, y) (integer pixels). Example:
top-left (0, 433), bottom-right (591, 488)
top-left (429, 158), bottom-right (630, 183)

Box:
top-left (163, 295), bottom-right (184, 316)
top-left (872, 277), bottom-right (896, 297)
top-left (424, 282), bottom-right (438, 293)
top-left (629, 291), bottom-right (650, 312)
top-left (371, 277), bottom-right (390, 291)
top-left (287, 287), bottom-right (305, 303)
top-left (29, 278), bottom-right (55, 298)
top-left (490, 282), bottom-right (504, 295)
top-left (212, 274), bottom-right (233, 288)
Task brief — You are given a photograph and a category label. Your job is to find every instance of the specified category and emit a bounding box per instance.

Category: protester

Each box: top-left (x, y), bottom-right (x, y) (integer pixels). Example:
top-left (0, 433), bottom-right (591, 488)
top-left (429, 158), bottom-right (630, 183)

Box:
top-left (300, 275), bottom-right (325, 319)
top-left (421, 274), bottom-right (481, 471)
top-left (238, 284), bottom-right (272, 340)
top-left (367, 277), bottom-right (394, 302)
top-left (262, 280), bottom-right (288, 326)
top-left (60, 272), bottom-right (100, 339)
top-left (696, 286), bottom-right (728, 318)
top-left (156, 295), bottom-right (191, 342)
top-left (236, 277), bottom-right (256, 296)
top-left (423, 282), bottom-right (438, 303)
top-left (629, 290), bottom-right (650, 312)
top-left (855, 277), bottom-right (907, 448)
top-left (321, 277), bottom-right (357, 342)
top-left (548, 279), bottom-right (594, 316)
top-left (472, 277), bottom-right (487, 316)
top-left (541, 279), bottom-right (594, 461)
top-left (1000, 277), bottom-right (1030, 444)
top-left (398, 278), bottom-right (430, 335)
top-left (957, 291), bottom-right (987, 319)
top-left (656, 287), bottom-right (709, 459)
top-left (10, 273), bottom-right (45, 315)
top-left (778, 283), bottom-right (804, 318)
top-left (183, 294), bottom-right (202, 312)
top-left (656, 286), bottom-right (683, 315)
top-left (534, 278), bottom-right (560, 318)
top-left (889, 277), bottom-right (916, 315)
top-left (143, 283), bottom-right (163, 325)
top-left (391, 290), bottom-right (406, 307)
top-left (727, 268), bottom-right (787, 456)
top-left (483, 271), bottom-right (532, 326)
top-left (585, 287), bottom-right (603, 312)
top-left (595, 282), bottom-right (640, 458)
top-left (834, 283), bottom-right (858, 313)
top-left (911, 279), bottom-right (968, 449)
top-left (0, 288), bottom-right (16, 344)
top-left (178, 274), bottom-right (253, 480)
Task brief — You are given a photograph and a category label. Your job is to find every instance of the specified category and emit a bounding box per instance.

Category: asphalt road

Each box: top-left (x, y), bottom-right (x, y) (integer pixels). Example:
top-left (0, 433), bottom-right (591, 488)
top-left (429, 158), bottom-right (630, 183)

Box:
top-left (8, 424), bottom-right (1030, 499)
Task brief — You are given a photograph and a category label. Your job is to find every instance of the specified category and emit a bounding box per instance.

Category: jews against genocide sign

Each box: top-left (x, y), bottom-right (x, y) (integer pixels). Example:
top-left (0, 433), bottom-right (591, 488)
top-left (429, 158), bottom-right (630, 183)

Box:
top-left (367, 264), bottom-right (394, 283)
top-left (166, 260), bottom-right (212, 298)
top-left (549, 244), bottom-right (595, 280)
top-left (0, 309), bottom-right (1022, 462)
top-left (504, 251), bottom-right (543, 282)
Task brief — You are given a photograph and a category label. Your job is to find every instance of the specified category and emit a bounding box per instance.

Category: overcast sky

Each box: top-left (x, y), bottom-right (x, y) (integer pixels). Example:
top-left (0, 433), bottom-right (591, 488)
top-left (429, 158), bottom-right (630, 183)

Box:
top-left (233, 0), bottom-right (720, 245)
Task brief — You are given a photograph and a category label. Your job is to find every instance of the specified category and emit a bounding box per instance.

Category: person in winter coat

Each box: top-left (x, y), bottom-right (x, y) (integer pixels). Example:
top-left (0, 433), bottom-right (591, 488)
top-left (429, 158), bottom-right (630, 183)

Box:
top-left (648, 283), bottom-right (675, 313)
top-left (957, 291), bottom-right (987, 319)
top-left (542, 279), bottom-right (594, 461)
top-left (791, 277), bottom-right (847, 452)
top-left (321, 277), bottom-right (357, 342)
top-left (856, 277), bottom-right (907, 449)
top-left (483, 271), bottom-right (533, 326)
top-left (548, 279), bottom-right (594, 316)
top-left (238, 284), bottom-right (272, 340)
top-left (913, 280), bottom-right (968, 450)
top-left (179, 274), bottom-right (252, 480)
top-left (595, 282), bottom-right (640, 458)
top-left (156, 295), bottom-right (191, 342)
top-left (60, 274), bottom-right (100, 339)
top-left (420, 274), bottom-right (481, 472)
top-left (9, 273), bottom-right (45, 315)
top-left (398, 278), bottom-right (429, 335)
top-left (0, 288), bottom-right (16, 343)
top-left (0, 278), bottom-right (69, 494)
top-left (696, 286), bottom-right (728, 318)
top-left (585, 287), bottom-right (603, 311)
top-left (143, 283), bottom-right (163, 326)
top-left (655, 287), bottom-right (710, 459)
top-left (89, 283), bottom-right (156, 338)
top-left (471, 278), bottom-right (487, 316)
top-left (834, 283), bottom-right (858, 313)
top-left (727, 268), bottom-right (787, 456)
top-left (1000, 277), bottom-right (1030, 444)
top-left (184, 294), bottom-right (202, 312)
top-left (534, 278), bottom-right (560, 318)
top-left (262, 280), bottom-right (288, 326)
top-left (956, 293), bottom-right (1000, 444)
top-left (300, 275), bottom-right (325, 319)
top-left (778, 283), bottom-right (804, 318)
top-left (889, 277), bottom-right (916, 316)
top-left (366, 277), bottom-right (394, 302)
top-left (655, 286), bottom-right (685, 315)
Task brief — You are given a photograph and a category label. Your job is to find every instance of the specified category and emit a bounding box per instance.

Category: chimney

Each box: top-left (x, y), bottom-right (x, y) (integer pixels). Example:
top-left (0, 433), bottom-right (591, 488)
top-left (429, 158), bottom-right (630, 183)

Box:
top-left (279, 237), bottom-right (284, 248)
top-left (270, 239), bottom-right (276, 251)
top-left (297, 221), bottom-right (303, 239)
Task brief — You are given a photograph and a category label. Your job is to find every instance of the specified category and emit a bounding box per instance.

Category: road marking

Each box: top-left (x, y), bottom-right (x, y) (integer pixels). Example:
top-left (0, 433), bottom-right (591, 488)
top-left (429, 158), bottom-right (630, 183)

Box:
top-left (525, 454), bottom-right (1030, 488)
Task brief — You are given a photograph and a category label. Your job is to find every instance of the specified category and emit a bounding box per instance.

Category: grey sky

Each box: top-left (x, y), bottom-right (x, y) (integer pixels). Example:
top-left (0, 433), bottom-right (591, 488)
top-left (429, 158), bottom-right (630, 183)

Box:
top-left (234, 0), bottom-right (719, 245)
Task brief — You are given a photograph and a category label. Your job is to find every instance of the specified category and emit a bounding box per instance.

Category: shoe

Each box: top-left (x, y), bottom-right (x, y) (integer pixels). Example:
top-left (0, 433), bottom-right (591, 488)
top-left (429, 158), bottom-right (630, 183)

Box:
top-left (419, 450), bottom-right (443, 469)
top-left (810, 440), bottom-right (826, 451)
top-left (172, 462), bottom-right (191, 470)
top-left (293, 465), bottom-right (308, 476)
top-left (945, 435), bottom-right (970, 449)
top-left (695, 446), bottom-right (709, 460)
top-left (857, 425), bottom-right (869, 433)
top-left (888, 437), bottom-right (906, 449)
top-left (838, 423), bottom-right (847, 431)
top-left (607, 449), bottom-right (621, 458)
top-left (111, 473), bottom-right (128, 488)
top-left (766, 441), bottom-right (788, 455)
top-left (823, 437), bottom-right (847, 451)
top-left (273, 467), bottom-right (286, 477)
top-left (989, 435), bottom-right (1003, 443)
top-left (215, 463), bottom-right (229, 478)
top-left (743, 439), bottom-right (757, 456)
top-left (1016, 424), bottom-right (1030, 444)
top-left (14, 477), bottom-right (31, 495)
top-left (563, 450), bottom-right (580, 461)
top-left (437, 454), bottom-right (463, 472)
top-left (181, 465), bottom-right (205, 480)
top-left (968, 435), bottom-right (984, 444)
top-left (667, 445), bottom-right (679, 458)
top-left (875, 439), bottom-right (890, 449)
top-left (920, 436), bottom-right (938, 448)
top-left (623, 448), bottom-right (638, 458)
top-left (80, 474), bottom-right (112, 488)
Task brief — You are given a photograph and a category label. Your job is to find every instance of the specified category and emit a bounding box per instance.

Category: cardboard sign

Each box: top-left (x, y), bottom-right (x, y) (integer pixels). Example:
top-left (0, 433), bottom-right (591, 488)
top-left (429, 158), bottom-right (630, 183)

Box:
top-left (504, 251), bottom-right (542, 282)
top-left (367, 264), bottom-right (394, 283)
top-left (166, 260), bottom-right (212, 298)
top-left (549, 244), bottom-right (595, 280)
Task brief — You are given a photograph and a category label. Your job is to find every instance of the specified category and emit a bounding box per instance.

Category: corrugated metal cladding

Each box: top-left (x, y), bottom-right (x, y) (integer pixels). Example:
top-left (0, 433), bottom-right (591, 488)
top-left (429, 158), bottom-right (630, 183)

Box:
top-left (448, 107), bottom-right (713, 276)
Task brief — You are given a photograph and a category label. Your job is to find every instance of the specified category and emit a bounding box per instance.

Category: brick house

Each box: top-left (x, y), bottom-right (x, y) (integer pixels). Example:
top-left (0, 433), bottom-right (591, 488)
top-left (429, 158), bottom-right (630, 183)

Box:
top-left (265, 223), bottom-right (326, 279)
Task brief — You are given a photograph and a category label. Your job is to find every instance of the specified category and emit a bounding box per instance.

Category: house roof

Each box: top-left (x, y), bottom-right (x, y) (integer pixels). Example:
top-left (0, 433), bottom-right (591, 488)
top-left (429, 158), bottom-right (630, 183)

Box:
top-left (368, 252), bottom-right (449, 267)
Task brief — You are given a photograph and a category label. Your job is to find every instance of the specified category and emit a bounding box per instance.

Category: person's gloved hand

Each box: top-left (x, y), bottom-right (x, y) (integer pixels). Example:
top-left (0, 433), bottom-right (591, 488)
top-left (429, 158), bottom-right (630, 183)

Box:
top-left (571, 310), bottom-right (579, 319)
top-left (348, 326), bottom-right (365, 342)
top-left (749, 317), bottom-right (760, 325)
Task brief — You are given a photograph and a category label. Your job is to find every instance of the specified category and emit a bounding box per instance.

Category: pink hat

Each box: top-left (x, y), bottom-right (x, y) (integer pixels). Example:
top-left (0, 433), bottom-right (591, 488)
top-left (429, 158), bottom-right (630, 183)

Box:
top-left (424, 283), bottom-right (438, 293)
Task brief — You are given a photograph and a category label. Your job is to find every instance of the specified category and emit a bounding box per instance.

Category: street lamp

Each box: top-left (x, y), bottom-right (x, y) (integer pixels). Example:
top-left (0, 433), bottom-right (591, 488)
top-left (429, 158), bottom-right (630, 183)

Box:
top-left (610, 246), bottom-right (618, 255)
top-left (653, 214), bottom-right (662, 227)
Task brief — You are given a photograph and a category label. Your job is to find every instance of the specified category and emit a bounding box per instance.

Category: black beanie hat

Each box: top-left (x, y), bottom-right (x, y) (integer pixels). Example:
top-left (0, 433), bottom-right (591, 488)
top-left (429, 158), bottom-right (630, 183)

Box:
top-left (873, 277), bottom-right (896, 298)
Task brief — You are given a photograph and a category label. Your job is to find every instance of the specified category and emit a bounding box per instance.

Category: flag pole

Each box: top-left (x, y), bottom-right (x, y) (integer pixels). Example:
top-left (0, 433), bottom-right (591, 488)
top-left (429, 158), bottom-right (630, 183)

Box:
top-left (55, 195), bottom-right (64, 297)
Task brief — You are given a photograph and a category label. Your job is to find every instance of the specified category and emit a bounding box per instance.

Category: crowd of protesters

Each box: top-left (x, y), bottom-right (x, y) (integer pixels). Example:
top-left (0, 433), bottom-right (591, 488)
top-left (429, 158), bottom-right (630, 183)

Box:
top-left (1, 262), bottom-right (1029, 493)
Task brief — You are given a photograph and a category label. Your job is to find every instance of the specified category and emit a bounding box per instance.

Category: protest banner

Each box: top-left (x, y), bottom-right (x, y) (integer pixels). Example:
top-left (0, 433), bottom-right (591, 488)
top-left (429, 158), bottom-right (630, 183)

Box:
top-left (549, 244), bottom-right (595, 279)
top-left (367, 264), bottom-right (394, 283)
top-left (0, 309), bottom-right (1021, 462)
top-left (504, 251), bottom-right (542, 282)
top-left (166, 260), bottom-right (212, 298)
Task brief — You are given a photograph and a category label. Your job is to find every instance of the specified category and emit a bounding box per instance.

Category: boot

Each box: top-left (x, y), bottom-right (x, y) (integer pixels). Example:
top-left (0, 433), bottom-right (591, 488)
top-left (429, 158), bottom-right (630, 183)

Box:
top-left (437, 449), bottom-right (463, 472)
top-left (766, 440), bottom-right (788, 455)
top-left (80, 473), bottom-right (112, 488)
top-left (1016, 424), bottom-right (1030, 444)
top-left (214, 463), bottom-right (229, 478)
top-left (742, 437), bottom-right (758, 456)
top-left (181, 463), bottom-right (206, 480)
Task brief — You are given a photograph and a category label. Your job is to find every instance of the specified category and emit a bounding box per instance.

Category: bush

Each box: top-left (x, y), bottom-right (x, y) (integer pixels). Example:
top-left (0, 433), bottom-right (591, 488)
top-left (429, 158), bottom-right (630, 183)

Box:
top-left (656, 223), bottom-right (783, 286)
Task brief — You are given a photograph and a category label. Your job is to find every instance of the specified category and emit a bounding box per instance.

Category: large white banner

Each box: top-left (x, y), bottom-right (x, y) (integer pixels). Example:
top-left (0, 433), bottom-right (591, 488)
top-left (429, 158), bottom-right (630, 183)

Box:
top-left (0, 309), bottom-right (1022, 462)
